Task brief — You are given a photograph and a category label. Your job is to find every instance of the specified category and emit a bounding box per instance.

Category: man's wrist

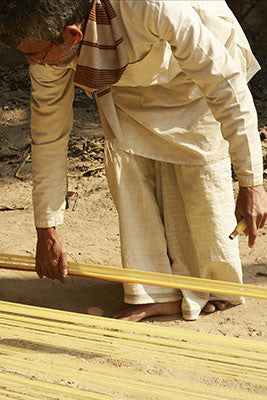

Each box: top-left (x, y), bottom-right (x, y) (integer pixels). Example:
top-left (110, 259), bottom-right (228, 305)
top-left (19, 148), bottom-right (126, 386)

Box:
top-left (36, 226), bottom-right (57, 239)
top-left (238, 184), bottom-right (263, 190)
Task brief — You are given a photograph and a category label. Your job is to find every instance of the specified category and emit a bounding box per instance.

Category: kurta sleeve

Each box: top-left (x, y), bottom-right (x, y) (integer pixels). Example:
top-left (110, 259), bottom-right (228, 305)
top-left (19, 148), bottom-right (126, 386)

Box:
top-left (152, 1), bottom-right (263, 186)
top-left (30, 64), bottom-right (75, 227)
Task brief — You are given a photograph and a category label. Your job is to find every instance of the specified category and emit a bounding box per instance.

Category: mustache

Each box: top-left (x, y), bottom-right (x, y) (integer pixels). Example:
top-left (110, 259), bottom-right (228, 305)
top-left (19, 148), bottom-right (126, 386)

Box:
top-left (44, 41), bottom-right (81, 67)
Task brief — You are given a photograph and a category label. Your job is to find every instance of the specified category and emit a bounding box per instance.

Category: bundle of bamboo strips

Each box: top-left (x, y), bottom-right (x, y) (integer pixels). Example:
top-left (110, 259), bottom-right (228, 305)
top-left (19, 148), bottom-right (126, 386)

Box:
top-left (0, 300), bottom-right (266, 399)
top-left (0, 253), bottom-right (266, 299)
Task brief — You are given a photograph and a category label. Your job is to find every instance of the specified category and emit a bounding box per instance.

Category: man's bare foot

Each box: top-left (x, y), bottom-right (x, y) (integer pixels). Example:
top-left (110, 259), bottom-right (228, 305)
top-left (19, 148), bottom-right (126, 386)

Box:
top-left (114, 301), bottom-right (181, 322)
top-left (202, 301), bottom-right (229, 313)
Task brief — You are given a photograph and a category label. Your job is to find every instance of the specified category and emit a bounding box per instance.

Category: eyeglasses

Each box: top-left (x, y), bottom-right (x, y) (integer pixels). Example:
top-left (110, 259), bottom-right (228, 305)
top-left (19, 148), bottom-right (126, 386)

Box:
top-left (40, 38), bottom-right (57, 63)
top-left (20, 38), bottom-right (57, 63)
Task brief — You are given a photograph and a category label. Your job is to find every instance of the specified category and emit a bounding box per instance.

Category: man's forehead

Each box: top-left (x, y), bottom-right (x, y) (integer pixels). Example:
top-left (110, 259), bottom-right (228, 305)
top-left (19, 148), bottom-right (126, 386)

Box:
top-left (17, 37), bottom-right (51, 53)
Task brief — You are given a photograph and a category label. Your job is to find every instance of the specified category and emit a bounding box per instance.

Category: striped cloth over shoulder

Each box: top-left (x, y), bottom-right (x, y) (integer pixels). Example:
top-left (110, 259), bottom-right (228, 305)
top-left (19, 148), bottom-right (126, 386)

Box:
top-left (74, 0), bottom-right (128, 91)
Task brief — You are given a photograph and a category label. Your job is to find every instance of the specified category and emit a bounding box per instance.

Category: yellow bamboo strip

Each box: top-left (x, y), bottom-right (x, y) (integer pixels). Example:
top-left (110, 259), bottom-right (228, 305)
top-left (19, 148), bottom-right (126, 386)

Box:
top-left (1, 313), bottom-right (266, 386)
top-left (0, 387), bottom-right (57, 400)
top-left (1, 312), bottom-right (266, 372)
top-left (1, 347), bottom-right (266, 400)
top-left (0, 372), bottom-right (112, 400)
top-left (0, 392), bottom-right (27, 400)
top-left (0, 301), bottom-right (266, 353)
top-left (0, 302), bottom-right (267, 361)
top-left (0, 314), bottom-right (267, 367)
top-left (1, 253), bottom-right (267, 299)
top-left (229, 219), bottom-right (247, 239)
top-left (0, 354), bottom-right (222, 400)
top-left (4, 341), bottom-right (267, 398)
top-left (1, 321), bottom-right (266, 389)
top-left (0, 312), bottom-right (266, 373)
top-left (0, 345), bottom-right (241, 399)
top-left (0, 390), bottom-right (25, 400)
top-left (1, 301), bottom-right (267, 399)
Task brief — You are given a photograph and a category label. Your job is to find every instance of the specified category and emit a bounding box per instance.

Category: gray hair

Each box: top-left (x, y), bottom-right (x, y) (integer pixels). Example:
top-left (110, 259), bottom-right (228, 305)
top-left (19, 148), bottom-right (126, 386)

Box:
top-left (0, 0), bottom-right (91, 47)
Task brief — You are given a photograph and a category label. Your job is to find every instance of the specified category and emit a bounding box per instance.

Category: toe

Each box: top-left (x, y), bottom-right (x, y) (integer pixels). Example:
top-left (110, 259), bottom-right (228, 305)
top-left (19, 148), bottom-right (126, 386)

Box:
top-left (213, 301), bottom-right (228, 310)
top-left (202, 302), bottom-right (216, 313)
top-left (202, 301), bottom-right (229, 314)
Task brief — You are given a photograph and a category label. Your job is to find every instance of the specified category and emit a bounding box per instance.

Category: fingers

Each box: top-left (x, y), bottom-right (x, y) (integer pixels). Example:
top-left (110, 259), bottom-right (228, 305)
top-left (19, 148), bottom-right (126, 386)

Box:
top-left (234, 210), bottom-right (243, 224)
top-left (245, 208), bottom-right (266, 247)
top-left (36, 257), bottom-right (67, 282)
top-left (235, 185), bottom-right (267, 247)
top-left (258, 212), bottom-right (267, 230)
top-left (35, 243), bottom-right (44, 279)
top-left (35, 230), bottom-right (68, 283)
top-left (246, 215), bottom-right (266, 248)
top-left (50, 258), bottom-right (62, 280)
top-left (58, 251), bottom-right (68, 284)
top-left (35, 257), bottom-right (58, 280)
top-left (245, 215), bottom-right (258, 248)
top-left (35, 260), bottom-right (43, 279)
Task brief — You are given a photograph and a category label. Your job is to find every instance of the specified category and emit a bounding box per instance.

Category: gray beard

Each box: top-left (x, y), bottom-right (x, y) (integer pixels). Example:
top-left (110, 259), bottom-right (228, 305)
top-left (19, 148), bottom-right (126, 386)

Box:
top-left (44, 41), bottom-right (81, 67)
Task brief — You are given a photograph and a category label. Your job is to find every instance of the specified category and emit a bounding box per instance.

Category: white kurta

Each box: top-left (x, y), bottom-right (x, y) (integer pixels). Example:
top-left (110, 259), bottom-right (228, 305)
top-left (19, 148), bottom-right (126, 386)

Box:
top-left (30, 0), bottom-right (262, 227)
top-left (104, 1), bottom-right (263, 186)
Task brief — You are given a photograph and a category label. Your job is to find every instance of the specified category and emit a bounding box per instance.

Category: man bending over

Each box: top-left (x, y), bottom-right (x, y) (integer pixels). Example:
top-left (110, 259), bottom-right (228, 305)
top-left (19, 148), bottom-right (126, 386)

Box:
top-left (0, 0), bottom-right (266, 321)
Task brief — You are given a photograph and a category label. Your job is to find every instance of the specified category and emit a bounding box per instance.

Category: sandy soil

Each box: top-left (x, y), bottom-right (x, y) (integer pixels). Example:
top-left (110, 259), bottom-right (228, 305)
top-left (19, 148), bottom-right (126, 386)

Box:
top-left (0, 64), bottom-right (266, 397)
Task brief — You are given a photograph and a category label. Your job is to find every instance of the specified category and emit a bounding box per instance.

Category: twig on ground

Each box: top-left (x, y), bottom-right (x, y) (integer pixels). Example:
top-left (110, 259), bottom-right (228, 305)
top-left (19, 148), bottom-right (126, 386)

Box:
top-left (0, 205), bottom-right (24, 211)
top-left (14, 144), bottom-right (31, 179)
top-left (82, 166), bottom-right (104, 177)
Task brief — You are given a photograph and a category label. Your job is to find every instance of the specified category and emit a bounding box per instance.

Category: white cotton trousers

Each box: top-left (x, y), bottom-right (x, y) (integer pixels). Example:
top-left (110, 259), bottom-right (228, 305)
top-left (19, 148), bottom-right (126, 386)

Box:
top-left (105, 141), bottom-right (244, 320)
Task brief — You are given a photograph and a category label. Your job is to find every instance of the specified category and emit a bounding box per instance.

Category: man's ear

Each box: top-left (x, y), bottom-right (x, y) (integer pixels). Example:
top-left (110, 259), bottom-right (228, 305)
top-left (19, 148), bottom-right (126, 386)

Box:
top-left (62, 23), bottom-right (83, 45)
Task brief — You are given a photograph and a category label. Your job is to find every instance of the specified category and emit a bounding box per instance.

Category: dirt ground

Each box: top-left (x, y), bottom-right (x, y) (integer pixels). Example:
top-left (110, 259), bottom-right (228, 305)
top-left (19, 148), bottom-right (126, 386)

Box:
top-left (0, 63), bottom-right (266, 396)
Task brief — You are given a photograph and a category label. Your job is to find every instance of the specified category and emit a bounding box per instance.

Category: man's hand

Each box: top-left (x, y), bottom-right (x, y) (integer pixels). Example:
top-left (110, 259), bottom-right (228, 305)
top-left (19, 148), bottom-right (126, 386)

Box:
top-left (36, 227), bottom-right (68, 283)
top-left (235, 184), bottom-right (267, 248)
